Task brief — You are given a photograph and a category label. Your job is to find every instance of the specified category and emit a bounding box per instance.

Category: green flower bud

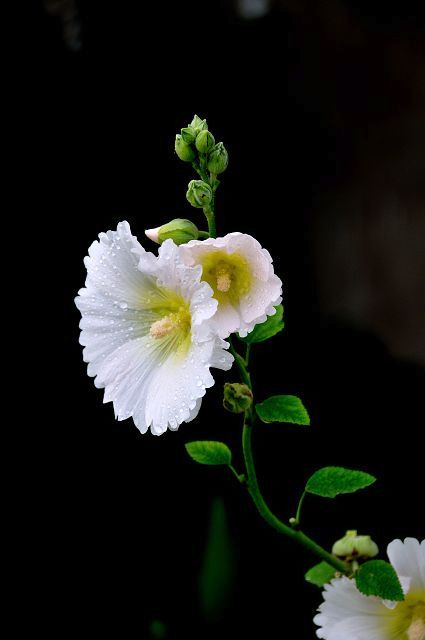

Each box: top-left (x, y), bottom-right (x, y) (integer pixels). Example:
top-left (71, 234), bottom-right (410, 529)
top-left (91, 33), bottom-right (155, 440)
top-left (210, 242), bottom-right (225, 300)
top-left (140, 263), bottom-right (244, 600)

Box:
top-left (223, 382), bottom-right (253, 414)
top-left (175, 134), bottom-right (196, 162)
top-left (332, 530), bottom-right (379, 562)
top-left (158, 218), bottom-right (199, 245)
top-left (207, 142), bottom-right (229, 174)
top-left (181, 127), bottom-right (197, 145)
top-left (186, 180), bottom-right (213, 208)
top-left (189, 114), bottom-right (208, 135)
top-left (195, 129), bottom-right (215, 154)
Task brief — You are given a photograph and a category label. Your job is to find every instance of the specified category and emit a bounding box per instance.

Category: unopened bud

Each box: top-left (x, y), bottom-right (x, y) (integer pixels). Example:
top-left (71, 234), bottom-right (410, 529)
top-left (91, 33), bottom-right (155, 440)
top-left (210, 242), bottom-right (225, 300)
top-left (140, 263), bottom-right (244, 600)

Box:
top-left (189, 114), bottom-right (208, 135)
top-left (154, 218), bottom-right (200, 245)
top-left (175, 134), bottom-right (196, 162)
top-left (195, 129), bottom-right (215, 154)
top-left (332, 530), bottom-right (379, 562)
top-left (223, 382), bottom-right (253, 414)
top-left (181, 127), bottom-right (197, 145)
top-left (207, 142), bottom-right (229, 174)
top-left (186, 180), bottom-right (213, 208)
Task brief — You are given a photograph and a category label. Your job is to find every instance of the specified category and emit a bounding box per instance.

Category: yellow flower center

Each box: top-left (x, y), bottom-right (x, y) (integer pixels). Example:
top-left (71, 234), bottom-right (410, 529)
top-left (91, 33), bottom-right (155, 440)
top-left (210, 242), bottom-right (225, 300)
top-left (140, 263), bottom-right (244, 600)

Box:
top-left (387, 592), bottom-right (425, 640)
top-left (144, 288), bottom-right (192, 357)
top-left (408, 618), bottom-right (425, 640)
top-left (149, 307), bottom-right (191, 339)
top-left (200, 251), bottom-right (252, 305)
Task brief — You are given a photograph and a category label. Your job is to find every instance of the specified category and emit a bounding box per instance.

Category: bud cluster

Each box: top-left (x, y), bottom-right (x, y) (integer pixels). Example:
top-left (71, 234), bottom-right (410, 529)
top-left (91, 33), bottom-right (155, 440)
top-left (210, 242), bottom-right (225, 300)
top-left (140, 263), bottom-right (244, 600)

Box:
top-left (175, 114), bottom-right (229, 180)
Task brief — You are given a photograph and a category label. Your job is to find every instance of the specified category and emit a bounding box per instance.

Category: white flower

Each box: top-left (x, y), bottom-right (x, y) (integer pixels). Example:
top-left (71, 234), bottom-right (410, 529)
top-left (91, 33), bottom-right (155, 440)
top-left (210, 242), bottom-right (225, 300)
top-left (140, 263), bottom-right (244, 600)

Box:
top-left (75, 221), bottom-right (233, 436)
top-left (180, 232), bottom-right (282, 338)
top-left (314, 538), bottom-right (425, 640)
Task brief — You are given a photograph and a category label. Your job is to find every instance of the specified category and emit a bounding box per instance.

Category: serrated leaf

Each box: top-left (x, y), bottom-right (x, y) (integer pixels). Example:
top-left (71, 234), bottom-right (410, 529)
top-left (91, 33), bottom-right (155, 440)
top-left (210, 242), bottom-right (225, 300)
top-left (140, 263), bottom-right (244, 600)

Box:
top-left (305, 467), bottom-right (376, 498)
top-left (255, 395), bottom-right (310, 425)
top-left (305, 562), bottom-right (337, 587)
top-left (356, 560), bottom-right (404, 601)
top-left (185, 441), bottom-right (232, 466)
top-left (239, 305), bottom-right (284, 344)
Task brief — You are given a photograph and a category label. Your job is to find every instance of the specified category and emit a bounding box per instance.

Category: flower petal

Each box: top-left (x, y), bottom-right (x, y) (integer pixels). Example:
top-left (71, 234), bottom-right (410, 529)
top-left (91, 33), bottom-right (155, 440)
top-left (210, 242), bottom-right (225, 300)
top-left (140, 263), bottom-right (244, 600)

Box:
top-left (181, 232), bottom-right (282, 338)
top-left (314, 576), bottom-right (394, 639)
top-left (387, 538), bottom-right (425, 593)
top-left (76, 225), bottom-right (233, 435)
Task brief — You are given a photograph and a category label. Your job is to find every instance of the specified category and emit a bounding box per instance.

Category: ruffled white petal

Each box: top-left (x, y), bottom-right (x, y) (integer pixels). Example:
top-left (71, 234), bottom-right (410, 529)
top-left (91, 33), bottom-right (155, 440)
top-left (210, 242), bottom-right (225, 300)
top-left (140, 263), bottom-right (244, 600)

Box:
top-left (314, 540), bottom-right (425, 639)
top-left (75, 224), bottom-right (233, 435)
top-left (181, 232), bottom-right (282, 338)
top-left (387, 538), bottom-right (425, 594)
top-left (145, 338), bottom-right (230, 435)
top-left (314, 576), bottom-right (395, 640)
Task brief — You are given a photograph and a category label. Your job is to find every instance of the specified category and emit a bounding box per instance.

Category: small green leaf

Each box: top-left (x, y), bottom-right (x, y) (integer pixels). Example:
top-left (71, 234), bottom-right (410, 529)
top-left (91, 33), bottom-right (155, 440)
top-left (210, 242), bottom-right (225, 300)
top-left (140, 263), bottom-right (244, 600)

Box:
top-left (185, 441), bottom-right (232, 466)
top-left (356, 560), bottom-right (404, 601)
top-left (239, 305), bottom-right (284, 344)
top-left (255, 395), bottom-right (310, 425)
top-left (305, 467), bottom-right (376, 498)
top-left (305, 562), bottom-right (337, 587)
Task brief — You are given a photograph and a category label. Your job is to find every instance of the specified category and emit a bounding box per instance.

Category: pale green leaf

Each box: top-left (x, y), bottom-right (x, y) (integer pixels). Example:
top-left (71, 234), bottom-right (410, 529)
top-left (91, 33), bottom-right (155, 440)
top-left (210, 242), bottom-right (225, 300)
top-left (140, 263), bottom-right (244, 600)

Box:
top-left (305, 562), bottom-right (338, 587)
top-left (239, 305), bottom-right (284, 344)
top-left (356, 560), bottom-right (404, 601)
top-left (306, 467), bottom-right (376, 498)
top-left (256, 395), bottom-right (310, 425)
top-left (185, 441), bottom-right (232, 466)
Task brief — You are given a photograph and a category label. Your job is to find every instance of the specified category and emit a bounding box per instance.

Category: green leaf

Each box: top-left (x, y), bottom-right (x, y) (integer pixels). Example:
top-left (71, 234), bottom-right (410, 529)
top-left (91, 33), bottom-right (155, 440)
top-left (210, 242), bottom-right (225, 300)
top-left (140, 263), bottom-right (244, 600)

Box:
top-left (305, 562), bottom-right (337, 587)
top-left (305, 467), bottom-right (376, 498)
top-left (356, 560), bottom-right (404, 601)
top-left (185, 441), bottom-right (232, 466)
top-left (239, 304), bottom-right (284, 344)
top-left (255, 395), bottom-right (310, 425)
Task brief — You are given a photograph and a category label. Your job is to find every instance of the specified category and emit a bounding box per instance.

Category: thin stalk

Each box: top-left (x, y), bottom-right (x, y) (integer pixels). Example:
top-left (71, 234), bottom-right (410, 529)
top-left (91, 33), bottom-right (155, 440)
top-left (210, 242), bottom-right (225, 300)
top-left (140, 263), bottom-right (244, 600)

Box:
top-left (231, 342), bottom-right (348, 574)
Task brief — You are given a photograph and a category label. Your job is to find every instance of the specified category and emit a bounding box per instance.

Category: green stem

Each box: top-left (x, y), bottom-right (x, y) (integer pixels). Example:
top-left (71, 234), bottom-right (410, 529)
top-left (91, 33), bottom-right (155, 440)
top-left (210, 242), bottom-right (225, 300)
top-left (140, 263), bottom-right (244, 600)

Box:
top-left (294, 491), bottom-right (306, 526)
top-left (228, 464), bottom-right (245, 484)
top-left (229, 342), bottom-right (251, 388)
top-left (242, 419), bottom-right (347, 573)
top-left (245, 343), bottom-right (251, 366)
top-left (203, 204), bottom-right (216, 238)
top-left (231, 342), bottom-right (347, 574)
top-left (191, 160), bottom-right (209, 183)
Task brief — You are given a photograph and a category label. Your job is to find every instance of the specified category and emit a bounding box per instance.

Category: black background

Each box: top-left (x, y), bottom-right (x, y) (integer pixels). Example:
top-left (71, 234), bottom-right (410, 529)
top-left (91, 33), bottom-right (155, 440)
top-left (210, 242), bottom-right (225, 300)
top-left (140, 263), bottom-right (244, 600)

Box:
top-left (26, 1), bottom-right (424, 638)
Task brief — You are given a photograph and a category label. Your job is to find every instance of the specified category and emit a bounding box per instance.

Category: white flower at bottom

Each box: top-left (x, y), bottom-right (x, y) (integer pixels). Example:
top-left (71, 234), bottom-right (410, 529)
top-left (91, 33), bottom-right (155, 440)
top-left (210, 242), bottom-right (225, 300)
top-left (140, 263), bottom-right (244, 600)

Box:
top-left (314, 538), bottom-right (425, 640)
top-left (181, 232), bottom-right (282, 338)
top-left (75, 221), bottom-right (233, 436)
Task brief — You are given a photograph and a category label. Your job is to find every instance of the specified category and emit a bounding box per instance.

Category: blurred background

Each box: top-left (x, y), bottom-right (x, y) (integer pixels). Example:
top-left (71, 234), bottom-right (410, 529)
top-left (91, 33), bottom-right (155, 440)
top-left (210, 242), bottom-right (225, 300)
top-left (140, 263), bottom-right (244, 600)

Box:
top-left (26, 0), bottom-right (424, 637)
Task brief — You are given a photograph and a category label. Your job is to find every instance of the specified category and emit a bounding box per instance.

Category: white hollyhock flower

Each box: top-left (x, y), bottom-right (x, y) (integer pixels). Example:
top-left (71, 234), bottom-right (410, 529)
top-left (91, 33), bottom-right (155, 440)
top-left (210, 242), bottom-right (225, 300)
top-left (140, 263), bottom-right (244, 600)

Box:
top-left (181, 232), bottom-right (282, 338)
top-left (75, 221), bottom-right (233, 436)
top-left (314, 538), bottom-right (425, 640)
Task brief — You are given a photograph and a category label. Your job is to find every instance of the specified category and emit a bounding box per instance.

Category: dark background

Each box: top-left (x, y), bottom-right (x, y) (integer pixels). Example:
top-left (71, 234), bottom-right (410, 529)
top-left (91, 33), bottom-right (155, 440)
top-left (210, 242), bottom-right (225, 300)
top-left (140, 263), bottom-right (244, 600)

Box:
top-left (26, 1), bottom-right (424, 637)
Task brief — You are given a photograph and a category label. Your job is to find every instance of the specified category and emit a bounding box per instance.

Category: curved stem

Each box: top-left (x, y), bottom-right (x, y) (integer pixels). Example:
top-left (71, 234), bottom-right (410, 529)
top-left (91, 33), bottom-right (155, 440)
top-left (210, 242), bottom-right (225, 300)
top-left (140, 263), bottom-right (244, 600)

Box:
top-left (230, 341), bottom-right (347, 574)
top-left (242, 419), bottom-right (347, 573)
top-left (295, 491), bottom-right (306, 526)
top-left (229, 342), bottom-right (251, 387)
